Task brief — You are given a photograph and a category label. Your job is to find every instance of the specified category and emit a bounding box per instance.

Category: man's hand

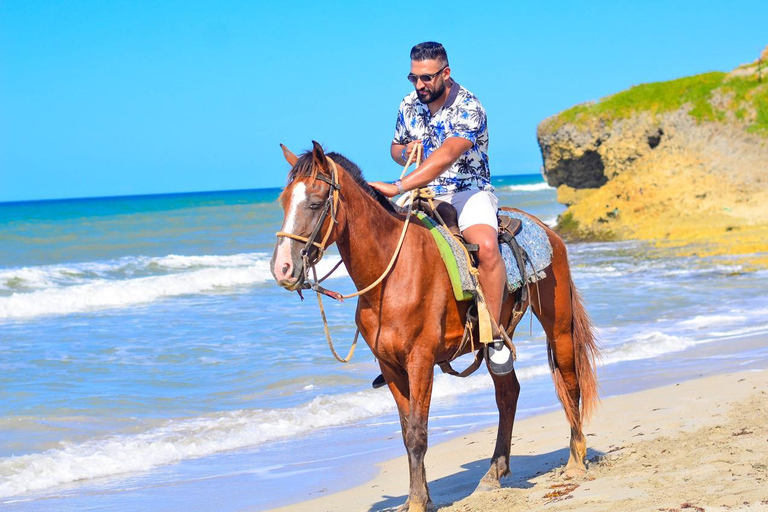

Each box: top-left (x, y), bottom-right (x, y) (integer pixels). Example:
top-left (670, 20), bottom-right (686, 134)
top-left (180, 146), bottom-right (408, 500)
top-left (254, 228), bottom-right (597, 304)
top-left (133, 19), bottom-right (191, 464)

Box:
top-left (394, 137), bottom-right (473, 191)
top-left (391, 140), bottom-right (423, 165)
top-left (403, 140), bottom-right (423, 161)
top-left (369, 181), bottom-right (400, 198)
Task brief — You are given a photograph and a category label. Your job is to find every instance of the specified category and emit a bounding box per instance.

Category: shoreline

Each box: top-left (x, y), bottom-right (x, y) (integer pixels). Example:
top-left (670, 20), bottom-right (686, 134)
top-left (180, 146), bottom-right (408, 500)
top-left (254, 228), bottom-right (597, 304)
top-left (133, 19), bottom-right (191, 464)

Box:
top-left (268, 358), bottom-right (768, 511)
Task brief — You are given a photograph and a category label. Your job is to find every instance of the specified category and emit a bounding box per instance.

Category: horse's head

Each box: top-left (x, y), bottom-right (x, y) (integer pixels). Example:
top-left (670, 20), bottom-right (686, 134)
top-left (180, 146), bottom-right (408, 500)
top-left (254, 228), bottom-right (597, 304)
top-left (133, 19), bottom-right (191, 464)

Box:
top-left (271, 141), bottom-right (340, 291)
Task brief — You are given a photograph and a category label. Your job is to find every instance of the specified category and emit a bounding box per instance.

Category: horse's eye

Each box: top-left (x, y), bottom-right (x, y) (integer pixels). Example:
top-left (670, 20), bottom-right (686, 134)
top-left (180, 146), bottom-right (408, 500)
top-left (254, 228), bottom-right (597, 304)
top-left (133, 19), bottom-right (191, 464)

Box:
top-left (308, 202), bottom-right (323, 210)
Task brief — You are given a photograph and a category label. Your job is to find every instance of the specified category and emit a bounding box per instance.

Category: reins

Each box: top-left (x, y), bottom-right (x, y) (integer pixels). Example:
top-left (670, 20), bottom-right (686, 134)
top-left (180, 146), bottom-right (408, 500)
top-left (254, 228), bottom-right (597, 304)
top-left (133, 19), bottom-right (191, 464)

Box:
top-left (338, 147), bottom-right (420, 300)
top-left (275, 147), bottom-right (423, 362)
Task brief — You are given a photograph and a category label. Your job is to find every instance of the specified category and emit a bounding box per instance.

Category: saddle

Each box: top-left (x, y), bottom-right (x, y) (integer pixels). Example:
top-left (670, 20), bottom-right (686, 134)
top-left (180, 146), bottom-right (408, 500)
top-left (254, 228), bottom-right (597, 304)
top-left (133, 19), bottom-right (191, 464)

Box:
top-left (413, 195), bottom-right (525, 280)
top-left (411, 194), bottom-right (476, 249)
top-left (414, 193), bottom-right (530, 322)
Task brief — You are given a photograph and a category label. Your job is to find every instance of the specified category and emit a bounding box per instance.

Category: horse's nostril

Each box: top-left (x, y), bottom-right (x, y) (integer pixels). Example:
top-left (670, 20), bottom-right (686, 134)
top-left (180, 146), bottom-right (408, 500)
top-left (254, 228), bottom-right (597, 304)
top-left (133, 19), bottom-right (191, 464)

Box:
top-left (282, 263), bottom-right (291, 275)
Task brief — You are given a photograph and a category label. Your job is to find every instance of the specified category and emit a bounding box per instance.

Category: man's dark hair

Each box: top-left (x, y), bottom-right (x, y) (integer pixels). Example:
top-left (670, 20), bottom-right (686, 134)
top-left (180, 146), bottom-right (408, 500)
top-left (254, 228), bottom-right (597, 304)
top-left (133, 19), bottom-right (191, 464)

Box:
top-left (410, 42), bottom-right (449, 67)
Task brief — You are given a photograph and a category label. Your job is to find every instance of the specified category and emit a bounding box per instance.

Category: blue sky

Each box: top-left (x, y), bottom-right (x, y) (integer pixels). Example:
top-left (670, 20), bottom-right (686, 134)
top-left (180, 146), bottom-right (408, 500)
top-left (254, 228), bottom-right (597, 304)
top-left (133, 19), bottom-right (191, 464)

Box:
top-left (1, 1), bottom-right (766, 202)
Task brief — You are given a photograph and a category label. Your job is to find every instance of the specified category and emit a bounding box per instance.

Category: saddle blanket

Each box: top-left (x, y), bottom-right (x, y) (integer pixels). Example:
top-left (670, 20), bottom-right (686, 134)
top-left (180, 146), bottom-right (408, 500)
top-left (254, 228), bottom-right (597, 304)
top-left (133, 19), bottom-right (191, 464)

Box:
top-left (415, 212), bottom-right (476, 301)
top-left (415, 210), bottom-right (553, 301)
top-left (498, 210), bottom-right (553, 292)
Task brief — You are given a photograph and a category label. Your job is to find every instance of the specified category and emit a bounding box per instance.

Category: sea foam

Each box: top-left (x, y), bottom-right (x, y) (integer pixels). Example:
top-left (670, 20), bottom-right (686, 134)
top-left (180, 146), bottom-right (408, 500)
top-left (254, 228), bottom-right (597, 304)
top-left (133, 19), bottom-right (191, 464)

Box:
top-left (0, 390), bottom-right (393, 498)
top-left (501, 182), bottom-right (552, 192)
top-left (0, 253), bottom-right (346, 320)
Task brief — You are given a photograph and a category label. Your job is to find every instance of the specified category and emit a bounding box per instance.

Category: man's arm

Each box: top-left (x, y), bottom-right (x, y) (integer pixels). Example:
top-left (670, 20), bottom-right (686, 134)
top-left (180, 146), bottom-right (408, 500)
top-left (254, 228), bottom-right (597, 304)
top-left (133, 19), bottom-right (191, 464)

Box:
top-left (372, 137), bottom-right (472, 197)
top-left (400, 137), bottom-right (471, 190)
top-left (390, 142), bottom-right (407, 165)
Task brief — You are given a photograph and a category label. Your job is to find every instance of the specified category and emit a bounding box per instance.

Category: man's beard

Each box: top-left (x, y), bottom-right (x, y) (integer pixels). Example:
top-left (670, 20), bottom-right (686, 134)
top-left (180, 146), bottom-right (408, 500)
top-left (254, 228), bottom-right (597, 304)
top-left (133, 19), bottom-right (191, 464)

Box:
top-left (416, 81), bottom-right (446, 104)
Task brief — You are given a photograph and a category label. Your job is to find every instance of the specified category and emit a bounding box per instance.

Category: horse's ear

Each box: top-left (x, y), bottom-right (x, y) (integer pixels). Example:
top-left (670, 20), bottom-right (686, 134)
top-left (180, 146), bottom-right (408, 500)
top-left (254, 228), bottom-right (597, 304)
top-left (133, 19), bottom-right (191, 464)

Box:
top-left (280, 144), bottom-right (298, 166)
top-left (311, 140), bottom-right (330, 176)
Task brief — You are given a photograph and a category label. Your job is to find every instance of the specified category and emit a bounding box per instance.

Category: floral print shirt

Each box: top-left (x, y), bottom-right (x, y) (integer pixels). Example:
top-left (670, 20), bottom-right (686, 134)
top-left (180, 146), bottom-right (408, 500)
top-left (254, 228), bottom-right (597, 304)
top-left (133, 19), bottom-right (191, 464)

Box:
top-left (392, 81), bottom-right (492, 194)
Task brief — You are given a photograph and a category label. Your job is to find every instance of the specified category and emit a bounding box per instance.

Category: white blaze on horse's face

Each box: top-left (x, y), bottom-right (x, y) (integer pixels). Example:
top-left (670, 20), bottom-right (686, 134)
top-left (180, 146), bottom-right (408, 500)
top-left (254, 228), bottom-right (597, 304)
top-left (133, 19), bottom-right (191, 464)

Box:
top-left (272, 181), bottom-right (308, 285)
top-left (282, 182), bottom-right (307, 238)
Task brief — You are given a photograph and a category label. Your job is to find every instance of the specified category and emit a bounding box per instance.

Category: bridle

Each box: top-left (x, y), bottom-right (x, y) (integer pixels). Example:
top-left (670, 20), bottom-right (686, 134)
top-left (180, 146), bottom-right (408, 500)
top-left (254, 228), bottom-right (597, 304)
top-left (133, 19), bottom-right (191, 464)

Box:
top-left (275, 157), bottom-right (342, 296)
top-left (275, 153), bottom-right (419, 302)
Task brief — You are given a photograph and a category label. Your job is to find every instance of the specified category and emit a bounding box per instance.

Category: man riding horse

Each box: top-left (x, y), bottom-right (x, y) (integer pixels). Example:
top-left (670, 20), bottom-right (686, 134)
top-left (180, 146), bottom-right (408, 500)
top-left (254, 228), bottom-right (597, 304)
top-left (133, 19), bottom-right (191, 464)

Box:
top-left (370, 41), bottom-right (513, 375)
top-left (271, 42), bottom-right (599, 511)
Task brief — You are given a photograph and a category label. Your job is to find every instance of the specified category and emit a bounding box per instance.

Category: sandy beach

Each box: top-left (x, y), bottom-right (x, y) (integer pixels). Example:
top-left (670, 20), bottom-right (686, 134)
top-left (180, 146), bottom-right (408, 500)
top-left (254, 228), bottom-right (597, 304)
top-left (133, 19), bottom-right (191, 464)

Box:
top-left (270, 366), bottom-right (768, 512)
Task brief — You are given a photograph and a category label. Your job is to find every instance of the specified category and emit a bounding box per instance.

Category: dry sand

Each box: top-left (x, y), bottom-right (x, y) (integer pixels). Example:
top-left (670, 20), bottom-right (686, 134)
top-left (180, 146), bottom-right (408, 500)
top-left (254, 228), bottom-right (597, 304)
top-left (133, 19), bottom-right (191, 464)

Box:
top-left (269, 369), bottom-right (768, 512)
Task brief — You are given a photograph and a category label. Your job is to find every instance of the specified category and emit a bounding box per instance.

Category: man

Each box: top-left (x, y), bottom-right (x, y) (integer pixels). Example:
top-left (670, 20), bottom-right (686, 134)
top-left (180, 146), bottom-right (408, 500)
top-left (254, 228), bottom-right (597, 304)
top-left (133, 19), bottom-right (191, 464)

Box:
top-left (369, 41), bottom-right (513, 376)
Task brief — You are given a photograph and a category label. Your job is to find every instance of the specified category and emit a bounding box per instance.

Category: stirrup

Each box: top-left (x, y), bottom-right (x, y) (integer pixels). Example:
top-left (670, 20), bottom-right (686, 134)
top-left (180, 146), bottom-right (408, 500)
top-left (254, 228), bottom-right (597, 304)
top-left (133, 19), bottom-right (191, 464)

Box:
top-left (372, 373), bottom-right (386, 389)
top-left (486, 339), bottom-right (515, 376)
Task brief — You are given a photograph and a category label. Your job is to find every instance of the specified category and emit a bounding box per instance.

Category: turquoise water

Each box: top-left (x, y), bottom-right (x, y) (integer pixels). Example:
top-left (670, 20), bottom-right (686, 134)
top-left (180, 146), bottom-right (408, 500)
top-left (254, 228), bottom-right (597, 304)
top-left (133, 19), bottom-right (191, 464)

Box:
top-left (1, 173), bottom-right (767, 511)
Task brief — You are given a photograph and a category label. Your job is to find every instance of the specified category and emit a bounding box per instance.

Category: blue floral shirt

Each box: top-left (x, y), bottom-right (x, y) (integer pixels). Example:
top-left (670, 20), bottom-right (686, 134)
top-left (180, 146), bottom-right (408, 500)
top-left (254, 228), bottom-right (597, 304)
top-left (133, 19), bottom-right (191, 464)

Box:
top-left (392, 81), bottom-right (492, 194)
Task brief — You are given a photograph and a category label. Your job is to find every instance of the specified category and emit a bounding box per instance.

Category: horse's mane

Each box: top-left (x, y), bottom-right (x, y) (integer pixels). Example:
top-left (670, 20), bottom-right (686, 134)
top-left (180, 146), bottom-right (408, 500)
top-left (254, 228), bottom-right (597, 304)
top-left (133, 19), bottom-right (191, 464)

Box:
top-left (287, 150), bottom-right (402, 214)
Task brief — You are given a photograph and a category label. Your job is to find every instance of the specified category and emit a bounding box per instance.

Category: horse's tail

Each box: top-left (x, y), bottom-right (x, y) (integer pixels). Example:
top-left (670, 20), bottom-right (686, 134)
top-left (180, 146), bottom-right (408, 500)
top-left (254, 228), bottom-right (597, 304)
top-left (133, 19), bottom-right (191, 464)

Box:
top-left (547, 276), bottom-right (601, 426)
top-left (570, 277), bottom-right (600, 423)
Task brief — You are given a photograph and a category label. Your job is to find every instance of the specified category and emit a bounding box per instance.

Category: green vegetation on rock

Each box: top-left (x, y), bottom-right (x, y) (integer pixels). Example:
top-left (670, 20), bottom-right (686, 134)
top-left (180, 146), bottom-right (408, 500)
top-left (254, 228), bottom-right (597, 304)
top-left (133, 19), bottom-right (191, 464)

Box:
top-left (555, 212), bottom-right (618, 242)
top-left (548, 70), bottom-right (768, 136)
top-left (719, 75), bottom-right (768, 135)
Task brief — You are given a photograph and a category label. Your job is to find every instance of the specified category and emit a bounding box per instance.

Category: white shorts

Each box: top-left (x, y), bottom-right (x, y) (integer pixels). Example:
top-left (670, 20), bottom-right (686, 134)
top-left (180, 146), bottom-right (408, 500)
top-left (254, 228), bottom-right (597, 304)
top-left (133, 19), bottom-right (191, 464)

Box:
top-left (436, 190), bottom-right (499, 232)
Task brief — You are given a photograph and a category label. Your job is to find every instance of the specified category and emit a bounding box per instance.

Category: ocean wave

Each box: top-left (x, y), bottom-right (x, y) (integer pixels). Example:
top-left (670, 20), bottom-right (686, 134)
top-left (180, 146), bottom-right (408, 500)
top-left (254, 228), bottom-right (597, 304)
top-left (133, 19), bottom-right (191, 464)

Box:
top-left (601, 319), bottom-right (768, 366)
top-left (677, 313), bottom-right (749, 330)
top-left (602, 331), bottom-right (698, 364)
top-left (540, 216), bottom-right (558, 227)
top-left (0, 391), bottom-right (394, 498)
top-left (0, 362), bottom-right (556, 498)
top-left (0, 253), bottom-right (346, 320)
top-left (500, 182), bottom-right (552, 192)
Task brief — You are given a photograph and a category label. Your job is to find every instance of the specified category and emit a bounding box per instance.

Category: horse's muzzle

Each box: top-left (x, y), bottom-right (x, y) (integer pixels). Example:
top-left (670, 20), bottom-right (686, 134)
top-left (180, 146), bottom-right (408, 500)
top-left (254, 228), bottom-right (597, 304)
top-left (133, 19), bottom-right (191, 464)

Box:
top-left (277, 274), bottom-right (305, 291)
top-left (272, 256), bottom-right (307, 291)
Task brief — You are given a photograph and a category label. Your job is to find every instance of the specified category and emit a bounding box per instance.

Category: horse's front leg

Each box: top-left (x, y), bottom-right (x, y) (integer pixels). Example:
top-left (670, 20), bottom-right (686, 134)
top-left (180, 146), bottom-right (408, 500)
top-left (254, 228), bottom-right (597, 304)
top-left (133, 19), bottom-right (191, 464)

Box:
top-left (381, 355), bottom-right (436, 512)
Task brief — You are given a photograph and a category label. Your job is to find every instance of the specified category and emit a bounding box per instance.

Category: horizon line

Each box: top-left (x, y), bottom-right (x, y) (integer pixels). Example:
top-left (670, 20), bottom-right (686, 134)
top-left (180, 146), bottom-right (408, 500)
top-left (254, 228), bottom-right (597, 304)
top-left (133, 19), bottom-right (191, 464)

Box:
top-left (0, 173), bottom-right (543, 207)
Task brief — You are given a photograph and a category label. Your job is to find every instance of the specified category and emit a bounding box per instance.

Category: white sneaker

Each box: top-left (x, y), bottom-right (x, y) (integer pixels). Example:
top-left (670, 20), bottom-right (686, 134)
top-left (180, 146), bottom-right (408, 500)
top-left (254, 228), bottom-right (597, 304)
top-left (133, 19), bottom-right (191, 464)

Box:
top-left (486, 339), bottom-right (514, 376)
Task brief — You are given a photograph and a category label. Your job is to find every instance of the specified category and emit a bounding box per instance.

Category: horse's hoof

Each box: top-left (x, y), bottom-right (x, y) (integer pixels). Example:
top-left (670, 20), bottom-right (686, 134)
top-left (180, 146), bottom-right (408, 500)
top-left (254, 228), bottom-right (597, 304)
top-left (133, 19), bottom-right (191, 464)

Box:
top-left (473, 478), bottom-right (501, 494)
top-left (396, 502), bottom-right (432, 512)
top-left (564, 465), bottom-right (587, 479)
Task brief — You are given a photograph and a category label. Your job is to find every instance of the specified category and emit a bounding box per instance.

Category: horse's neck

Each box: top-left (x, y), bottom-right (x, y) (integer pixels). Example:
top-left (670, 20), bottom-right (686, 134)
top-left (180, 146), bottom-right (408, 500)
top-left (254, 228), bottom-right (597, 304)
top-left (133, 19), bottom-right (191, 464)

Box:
top-left (335, 177), bottom-right (408, 291)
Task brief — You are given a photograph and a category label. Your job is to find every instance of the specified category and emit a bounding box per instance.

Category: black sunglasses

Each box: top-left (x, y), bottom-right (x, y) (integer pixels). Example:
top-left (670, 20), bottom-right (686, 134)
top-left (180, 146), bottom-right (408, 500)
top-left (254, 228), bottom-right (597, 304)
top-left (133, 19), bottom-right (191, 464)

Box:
top-left (407, 66), bottom-right (447, 84)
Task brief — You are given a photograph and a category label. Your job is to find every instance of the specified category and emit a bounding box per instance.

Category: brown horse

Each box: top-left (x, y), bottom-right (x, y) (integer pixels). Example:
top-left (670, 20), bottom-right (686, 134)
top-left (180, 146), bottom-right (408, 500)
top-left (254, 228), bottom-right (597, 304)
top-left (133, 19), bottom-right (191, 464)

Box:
top-left (271, 142), bottom-right (599, 512)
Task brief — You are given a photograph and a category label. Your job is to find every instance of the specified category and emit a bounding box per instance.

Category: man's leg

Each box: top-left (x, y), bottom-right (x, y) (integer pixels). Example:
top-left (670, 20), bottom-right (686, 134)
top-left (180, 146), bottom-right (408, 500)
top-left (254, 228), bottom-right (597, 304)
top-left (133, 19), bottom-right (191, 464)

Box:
top-left (462, 223), bottom-right (514, 375)
top-left (462, 224), bottom-right (506, 330)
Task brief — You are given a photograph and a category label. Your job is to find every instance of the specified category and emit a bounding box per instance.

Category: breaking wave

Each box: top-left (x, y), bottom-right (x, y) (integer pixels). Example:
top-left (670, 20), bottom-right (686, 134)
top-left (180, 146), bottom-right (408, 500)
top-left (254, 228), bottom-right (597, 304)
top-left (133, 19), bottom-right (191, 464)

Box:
top-left (0, 253), bottom-right (346, 320)
top-left (501, 182), bottom-right (551, 192)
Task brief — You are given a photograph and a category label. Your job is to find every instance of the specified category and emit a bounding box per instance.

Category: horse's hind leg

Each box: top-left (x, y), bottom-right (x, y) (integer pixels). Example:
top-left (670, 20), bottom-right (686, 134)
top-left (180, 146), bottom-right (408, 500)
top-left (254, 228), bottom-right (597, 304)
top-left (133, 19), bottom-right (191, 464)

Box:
top-left (531, 249), bottom-right (598, 478)
top-left (476, 366), bottom-right (520, 491)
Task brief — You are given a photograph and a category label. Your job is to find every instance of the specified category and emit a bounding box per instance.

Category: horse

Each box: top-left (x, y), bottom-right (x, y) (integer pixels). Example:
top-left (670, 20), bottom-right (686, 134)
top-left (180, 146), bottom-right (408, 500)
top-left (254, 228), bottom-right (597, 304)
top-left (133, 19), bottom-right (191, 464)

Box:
top-left (270, 141), bottom-right (599, 512)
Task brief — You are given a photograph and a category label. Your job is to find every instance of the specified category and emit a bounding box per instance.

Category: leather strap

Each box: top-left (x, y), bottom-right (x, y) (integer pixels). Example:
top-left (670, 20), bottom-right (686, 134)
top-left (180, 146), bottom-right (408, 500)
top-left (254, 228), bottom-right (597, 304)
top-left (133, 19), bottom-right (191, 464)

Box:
top-left (438, 350), bottom-right (484, 377)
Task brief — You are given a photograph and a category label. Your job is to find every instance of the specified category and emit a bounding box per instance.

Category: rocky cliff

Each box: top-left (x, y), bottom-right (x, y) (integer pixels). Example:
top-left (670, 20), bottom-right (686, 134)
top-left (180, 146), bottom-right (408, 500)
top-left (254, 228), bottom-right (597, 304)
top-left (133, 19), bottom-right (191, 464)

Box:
top-left (537, 45), bottom-right (768, 266)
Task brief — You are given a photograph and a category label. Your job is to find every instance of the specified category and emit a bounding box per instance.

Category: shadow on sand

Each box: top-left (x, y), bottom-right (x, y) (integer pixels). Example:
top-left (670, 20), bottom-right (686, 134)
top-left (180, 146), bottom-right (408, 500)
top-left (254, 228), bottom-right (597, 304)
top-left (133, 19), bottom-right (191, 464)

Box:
top-left (368, 447), bottom-right (605, 511)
